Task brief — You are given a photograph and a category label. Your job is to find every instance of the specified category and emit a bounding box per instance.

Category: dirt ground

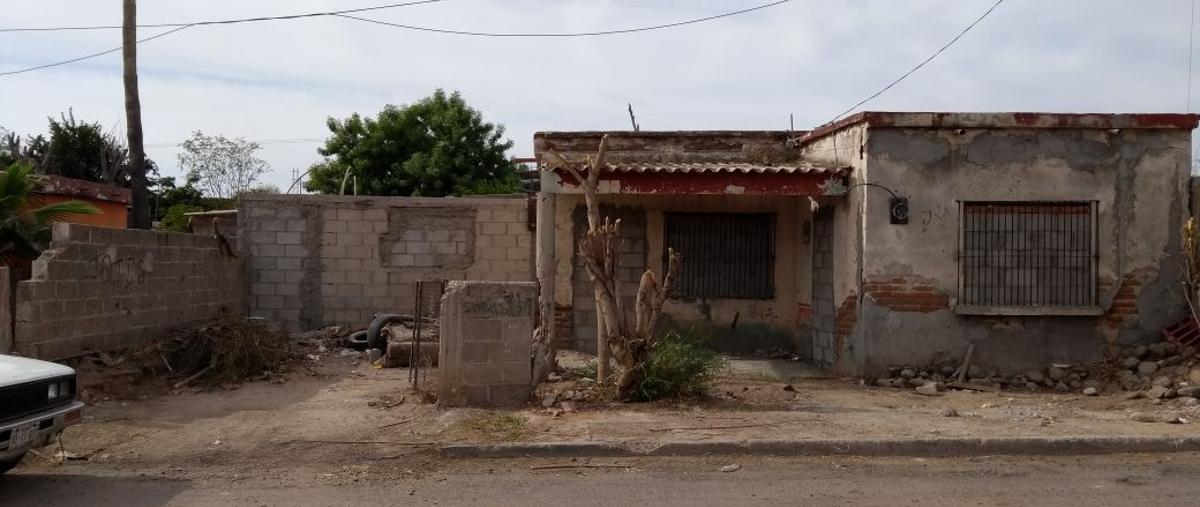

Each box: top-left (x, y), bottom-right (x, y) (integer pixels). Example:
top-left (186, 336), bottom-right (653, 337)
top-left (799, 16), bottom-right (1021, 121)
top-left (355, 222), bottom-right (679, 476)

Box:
top-left (16, 348), bottom-right (1200, 478)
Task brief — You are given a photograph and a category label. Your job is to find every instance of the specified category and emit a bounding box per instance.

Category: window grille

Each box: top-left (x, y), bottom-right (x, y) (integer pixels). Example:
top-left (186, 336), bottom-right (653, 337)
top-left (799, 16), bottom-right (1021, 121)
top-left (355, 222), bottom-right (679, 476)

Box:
top-left (664, 212), bottom-right (775, 299)
top-left (959, 201), bottom-right (1097, 308)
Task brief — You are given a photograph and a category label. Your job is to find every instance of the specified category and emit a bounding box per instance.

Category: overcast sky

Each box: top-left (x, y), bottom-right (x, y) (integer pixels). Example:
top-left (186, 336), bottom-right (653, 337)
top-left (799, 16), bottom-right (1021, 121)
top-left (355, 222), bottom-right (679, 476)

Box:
top-left (0, 0), bottom-right (1195, 191)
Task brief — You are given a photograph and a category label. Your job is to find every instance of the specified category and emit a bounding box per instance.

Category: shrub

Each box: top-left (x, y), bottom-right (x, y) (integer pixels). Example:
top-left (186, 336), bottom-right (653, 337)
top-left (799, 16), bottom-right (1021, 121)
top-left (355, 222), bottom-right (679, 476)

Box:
top-left (160, 203), bottom-right (204, 232)
top-left (629, 331), bottom-right (725, 402)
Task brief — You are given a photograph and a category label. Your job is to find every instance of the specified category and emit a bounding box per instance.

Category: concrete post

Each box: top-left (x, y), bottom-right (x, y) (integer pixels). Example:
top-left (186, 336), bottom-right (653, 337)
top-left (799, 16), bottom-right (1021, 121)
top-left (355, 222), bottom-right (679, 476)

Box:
top-left (0, 267), bottom-right (11, 354)
top-left (533, 173), bottom-right (558, 381)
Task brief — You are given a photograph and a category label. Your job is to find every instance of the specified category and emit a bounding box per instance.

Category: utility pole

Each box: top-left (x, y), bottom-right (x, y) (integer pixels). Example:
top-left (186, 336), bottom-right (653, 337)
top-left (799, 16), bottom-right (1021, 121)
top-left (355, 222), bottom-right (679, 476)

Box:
top-left (124, 0), bottom-right (151, 229)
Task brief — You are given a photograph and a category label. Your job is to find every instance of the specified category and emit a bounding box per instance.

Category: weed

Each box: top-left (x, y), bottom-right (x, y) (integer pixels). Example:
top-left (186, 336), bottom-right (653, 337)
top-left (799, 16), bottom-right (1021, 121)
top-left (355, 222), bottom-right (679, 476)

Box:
top-left (463, 412), bottom-right (528, 441)
top-left (630, 330), bottom-right (725, 402)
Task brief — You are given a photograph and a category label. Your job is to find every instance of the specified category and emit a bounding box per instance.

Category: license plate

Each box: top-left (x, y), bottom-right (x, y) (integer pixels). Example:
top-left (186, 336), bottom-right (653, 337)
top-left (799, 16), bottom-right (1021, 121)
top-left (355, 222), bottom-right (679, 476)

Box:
top-left (9, 422), bottom-right (38, 448)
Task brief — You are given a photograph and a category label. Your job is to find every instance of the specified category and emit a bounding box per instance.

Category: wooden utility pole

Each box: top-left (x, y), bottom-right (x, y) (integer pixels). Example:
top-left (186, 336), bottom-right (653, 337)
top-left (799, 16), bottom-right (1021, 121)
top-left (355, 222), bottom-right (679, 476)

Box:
top-left (124, 0), bottom-right (151, 229)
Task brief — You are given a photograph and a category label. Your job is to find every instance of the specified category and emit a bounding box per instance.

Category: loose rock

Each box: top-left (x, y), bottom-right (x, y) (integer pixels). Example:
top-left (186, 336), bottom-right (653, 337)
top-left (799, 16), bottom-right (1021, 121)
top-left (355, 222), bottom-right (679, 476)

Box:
top-left (900, 368), bottom-right (916, 379)
top-left (940, 407), bottom-right (959, 417)
top-left (916, 383), bottom-right (941, 396)
top-left (720, 464), bottom-right (741, 473)
top-left (1178, 386), bottom-right (1200, 398)
top-left (1123, 357), bottom-right (1141, 370)
top-left (1083, 387), bottom-right (1099, 396)
top-left (1025, 370), bottom-right (1046, 384)
top-left (1047, 366), bottom-right (1067, 382)
top-left (1146, 386), bottom-right (1169, 399)
top-left (1138, 361), bottom-right (1160, 375)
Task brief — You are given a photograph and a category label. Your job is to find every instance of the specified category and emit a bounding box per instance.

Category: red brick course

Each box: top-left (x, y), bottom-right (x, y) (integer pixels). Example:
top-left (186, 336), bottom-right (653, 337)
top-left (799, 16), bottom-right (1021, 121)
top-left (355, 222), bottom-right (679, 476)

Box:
top-left (864, 276), bottom-right (950, 313)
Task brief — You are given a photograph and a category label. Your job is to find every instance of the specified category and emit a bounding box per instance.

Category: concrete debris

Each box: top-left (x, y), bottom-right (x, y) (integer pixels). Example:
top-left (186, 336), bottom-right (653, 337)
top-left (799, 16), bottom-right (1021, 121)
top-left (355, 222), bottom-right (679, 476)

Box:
top-left (915, 383), bottom-right (941, 396)
top-left (869, 337), bottom-right (1200, 401)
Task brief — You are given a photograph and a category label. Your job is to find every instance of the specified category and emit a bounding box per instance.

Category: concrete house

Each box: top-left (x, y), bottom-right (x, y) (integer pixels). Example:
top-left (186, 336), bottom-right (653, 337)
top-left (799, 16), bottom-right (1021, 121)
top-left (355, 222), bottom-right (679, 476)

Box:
top-left (534, 112), bottom-right (1199, 375)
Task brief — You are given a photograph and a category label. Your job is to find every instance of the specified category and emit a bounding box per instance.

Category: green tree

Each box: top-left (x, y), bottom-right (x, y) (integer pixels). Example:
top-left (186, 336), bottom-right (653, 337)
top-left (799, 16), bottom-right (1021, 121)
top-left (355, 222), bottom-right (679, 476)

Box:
top-left (0, 162), bottom-right (98, 261)
top-left (178, 131), bottom-right (270, 199)
top-left (305, 90), bottom-right (520, 196)
top-left (42, 111), bottom-right (130, 185)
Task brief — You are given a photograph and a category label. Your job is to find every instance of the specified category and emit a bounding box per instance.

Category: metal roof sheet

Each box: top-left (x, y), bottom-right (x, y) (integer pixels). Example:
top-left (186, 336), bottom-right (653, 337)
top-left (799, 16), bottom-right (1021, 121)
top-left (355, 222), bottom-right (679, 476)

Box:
top-left (541, 162), bottom-right (848, 175)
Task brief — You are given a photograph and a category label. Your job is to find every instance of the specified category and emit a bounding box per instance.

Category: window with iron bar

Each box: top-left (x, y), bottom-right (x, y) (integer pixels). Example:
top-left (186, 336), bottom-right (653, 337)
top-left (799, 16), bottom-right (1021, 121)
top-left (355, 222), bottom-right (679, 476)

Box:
top-left (957, 201), bottom-right (1099, 315)
top-left (664, 212), bottom-right (775, 299)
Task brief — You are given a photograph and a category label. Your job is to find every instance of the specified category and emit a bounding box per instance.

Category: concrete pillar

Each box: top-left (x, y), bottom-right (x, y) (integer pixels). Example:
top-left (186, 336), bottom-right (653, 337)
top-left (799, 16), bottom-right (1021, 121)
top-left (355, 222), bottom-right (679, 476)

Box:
top-left (0, 267), bottom-right (11, 354)
top-left (533, 172), bottom-right (558, 381)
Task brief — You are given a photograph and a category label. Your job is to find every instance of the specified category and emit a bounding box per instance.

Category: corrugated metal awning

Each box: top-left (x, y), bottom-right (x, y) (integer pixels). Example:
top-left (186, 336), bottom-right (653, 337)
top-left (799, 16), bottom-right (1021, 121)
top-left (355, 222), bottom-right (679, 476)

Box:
top-left (540, 162), bottom-right (849, 176)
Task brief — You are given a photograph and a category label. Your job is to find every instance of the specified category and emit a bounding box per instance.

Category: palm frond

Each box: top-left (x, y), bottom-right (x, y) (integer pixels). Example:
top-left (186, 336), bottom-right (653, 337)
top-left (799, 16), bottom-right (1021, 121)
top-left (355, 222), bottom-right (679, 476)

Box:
top-left (25, 200), bottom-right (100, 226)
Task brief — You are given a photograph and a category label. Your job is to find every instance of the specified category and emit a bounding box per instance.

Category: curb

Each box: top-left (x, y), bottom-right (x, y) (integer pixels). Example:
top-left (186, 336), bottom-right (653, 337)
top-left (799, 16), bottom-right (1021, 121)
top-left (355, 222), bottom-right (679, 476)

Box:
top-left (440, 436), bottom-right (1200, 459)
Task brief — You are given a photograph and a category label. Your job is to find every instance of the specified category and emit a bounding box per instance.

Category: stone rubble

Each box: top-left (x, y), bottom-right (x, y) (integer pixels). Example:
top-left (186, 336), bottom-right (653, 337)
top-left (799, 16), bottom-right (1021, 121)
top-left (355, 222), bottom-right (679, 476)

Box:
top-left (870, 338), bottom-right (1200, 406)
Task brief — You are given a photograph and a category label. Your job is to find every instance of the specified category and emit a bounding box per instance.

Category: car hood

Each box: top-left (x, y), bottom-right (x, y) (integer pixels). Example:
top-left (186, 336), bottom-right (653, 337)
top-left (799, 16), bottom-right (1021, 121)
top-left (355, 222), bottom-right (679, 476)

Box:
top-left (0, 355), bottom-right (75, 385)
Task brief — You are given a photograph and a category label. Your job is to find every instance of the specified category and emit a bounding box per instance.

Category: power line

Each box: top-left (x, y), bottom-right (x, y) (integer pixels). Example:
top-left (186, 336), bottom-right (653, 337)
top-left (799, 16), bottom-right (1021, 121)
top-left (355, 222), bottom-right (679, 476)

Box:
top-left (826, 0), bottom-right (1007, 124)
top-left (334, 0), bottom-right (792, 37)
top-left (0, 0), bottom-right (451, 33)
top-left (1, 0), bottom-right (791, 78)
top-left (0, 25), bottom-right (192, 77)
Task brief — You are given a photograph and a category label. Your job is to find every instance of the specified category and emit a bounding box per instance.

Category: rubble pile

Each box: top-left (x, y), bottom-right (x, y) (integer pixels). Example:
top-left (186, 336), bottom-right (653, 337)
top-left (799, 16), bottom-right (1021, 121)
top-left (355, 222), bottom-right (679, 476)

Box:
top-left (872, 338), bottom-right (1200, 402)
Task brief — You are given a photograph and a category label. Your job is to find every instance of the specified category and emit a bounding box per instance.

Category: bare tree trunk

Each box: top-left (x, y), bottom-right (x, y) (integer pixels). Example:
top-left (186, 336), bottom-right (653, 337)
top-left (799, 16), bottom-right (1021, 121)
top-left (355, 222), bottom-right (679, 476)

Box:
top-left (124, 0), bottom-right (151, 229)
top-left (551, 135), bottom-right (681, 399)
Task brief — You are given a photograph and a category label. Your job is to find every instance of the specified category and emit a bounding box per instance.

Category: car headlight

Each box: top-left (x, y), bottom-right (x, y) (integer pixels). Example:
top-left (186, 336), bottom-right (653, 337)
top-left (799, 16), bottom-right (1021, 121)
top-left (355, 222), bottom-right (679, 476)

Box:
top-left (48, 382), bottom-right (59, 399)
top-left (59, 380), bottom-right (71, 398)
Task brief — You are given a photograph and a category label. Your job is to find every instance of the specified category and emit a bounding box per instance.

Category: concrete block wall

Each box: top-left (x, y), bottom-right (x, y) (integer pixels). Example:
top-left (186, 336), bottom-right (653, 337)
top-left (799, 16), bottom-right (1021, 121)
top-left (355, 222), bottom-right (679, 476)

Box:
top-left (13, 223), bottom-right (245, 359)
top-left (239, 195), bottom-right (535, 331)
top-left (438, 281), bottom-right (537, 407)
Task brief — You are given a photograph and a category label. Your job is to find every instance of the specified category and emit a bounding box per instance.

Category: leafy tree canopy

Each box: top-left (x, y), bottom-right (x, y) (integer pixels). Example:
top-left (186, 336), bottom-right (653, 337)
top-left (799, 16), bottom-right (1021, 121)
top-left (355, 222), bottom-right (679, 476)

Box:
top-left (2, 111), bottom-right (151, 187)
top-left (304, 89), bottom-right (520, 196)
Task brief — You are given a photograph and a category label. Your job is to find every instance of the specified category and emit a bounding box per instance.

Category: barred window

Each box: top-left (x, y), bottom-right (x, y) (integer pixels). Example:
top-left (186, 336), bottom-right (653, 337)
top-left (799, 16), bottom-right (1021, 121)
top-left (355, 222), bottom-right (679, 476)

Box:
top-left (959, 201), bottom-right (1097, 312)
top-left (664, 212), bottom-right (775, 299)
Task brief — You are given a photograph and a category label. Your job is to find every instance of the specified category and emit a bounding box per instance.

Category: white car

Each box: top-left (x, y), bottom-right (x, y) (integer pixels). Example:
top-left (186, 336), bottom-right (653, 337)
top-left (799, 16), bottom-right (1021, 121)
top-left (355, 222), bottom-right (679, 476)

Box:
top-left (0, 355), bottom-right (84, 474)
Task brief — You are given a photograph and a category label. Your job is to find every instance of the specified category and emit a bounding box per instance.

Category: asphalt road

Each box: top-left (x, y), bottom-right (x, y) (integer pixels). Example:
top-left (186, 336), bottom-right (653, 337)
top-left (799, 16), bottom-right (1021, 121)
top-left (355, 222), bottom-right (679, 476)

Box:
top-left (3, 453), bottom-right (1200, 506)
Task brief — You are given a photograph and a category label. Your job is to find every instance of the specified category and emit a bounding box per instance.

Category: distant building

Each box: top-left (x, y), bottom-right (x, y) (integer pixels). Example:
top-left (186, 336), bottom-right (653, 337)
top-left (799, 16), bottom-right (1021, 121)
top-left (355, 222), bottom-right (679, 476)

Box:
top-left (36, 174), bottom-right (130, 229)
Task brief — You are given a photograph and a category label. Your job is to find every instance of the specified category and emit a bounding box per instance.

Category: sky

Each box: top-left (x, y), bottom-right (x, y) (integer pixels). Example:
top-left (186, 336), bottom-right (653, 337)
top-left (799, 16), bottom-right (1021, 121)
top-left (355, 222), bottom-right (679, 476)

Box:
top-left (0, 0), bottom-right (1195, 192)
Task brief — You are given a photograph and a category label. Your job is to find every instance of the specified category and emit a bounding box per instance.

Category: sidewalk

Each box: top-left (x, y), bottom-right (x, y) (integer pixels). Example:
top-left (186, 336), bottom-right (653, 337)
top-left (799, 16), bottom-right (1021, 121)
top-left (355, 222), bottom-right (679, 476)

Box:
top-left (27, 351), bottom-right (1200, 476)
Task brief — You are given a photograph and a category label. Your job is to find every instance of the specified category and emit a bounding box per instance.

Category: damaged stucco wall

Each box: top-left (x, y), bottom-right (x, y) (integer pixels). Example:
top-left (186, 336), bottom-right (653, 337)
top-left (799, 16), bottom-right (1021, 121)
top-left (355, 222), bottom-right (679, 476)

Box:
top-left (552, 192), bottom-right (811, 354)
top-left (797, 123), bottom-right (869, 368)
top-left (850, 126), bottom-right (1192, 375)
top-left (239, 194), bottom-right (534, 331)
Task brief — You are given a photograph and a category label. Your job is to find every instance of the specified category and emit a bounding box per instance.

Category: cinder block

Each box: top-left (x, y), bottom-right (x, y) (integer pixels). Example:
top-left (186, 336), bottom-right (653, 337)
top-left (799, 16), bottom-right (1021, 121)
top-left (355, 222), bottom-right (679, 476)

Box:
top-left (480, 247), bottom-right (506, 260)
top-left (506, 222), bottom-right (527, 235)
top-left (499, 361), bottom-right (531, 384)
top-left (325, 220), bottom-right (347, 233)
top-left (461, 342), bottom-right (490, 362)
top-left (462, 363), bottom-right (503, 384)
top-left (261, 219), bottom-right (287, 232)
top-left (285, 245), bottom-right (309, 258)
top-left (348, 221), bottom-right (373, 234)
top-left (336, 233), bottom-right (363, 247)
top-left (462, 318), bottom-right (501, 341)
top-left (364, 208), bottom-right (386, 221)
top-left (337, 209), bottom-right (363, 221)
top-left (487, 384), bottom-right (531, 406)
top-left (481, 223), bottom-right (507, 235)
top-left (286, 219), bottom-right (307, 232)
top-left (276, 232), bottom-right (302, 245)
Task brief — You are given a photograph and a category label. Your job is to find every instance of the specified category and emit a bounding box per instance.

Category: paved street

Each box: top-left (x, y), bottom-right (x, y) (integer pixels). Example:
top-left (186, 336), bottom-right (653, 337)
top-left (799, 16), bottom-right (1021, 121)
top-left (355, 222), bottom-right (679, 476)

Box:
top-left (4, 453), bottom-right (1200, 506)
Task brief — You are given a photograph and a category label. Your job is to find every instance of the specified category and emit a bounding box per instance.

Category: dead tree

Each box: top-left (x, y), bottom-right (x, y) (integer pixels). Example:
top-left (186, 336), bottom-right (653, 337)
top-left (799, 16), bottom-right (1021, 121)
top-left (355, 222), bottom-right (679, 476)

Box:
top-left (551, 135), bottom-right (682, 399)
